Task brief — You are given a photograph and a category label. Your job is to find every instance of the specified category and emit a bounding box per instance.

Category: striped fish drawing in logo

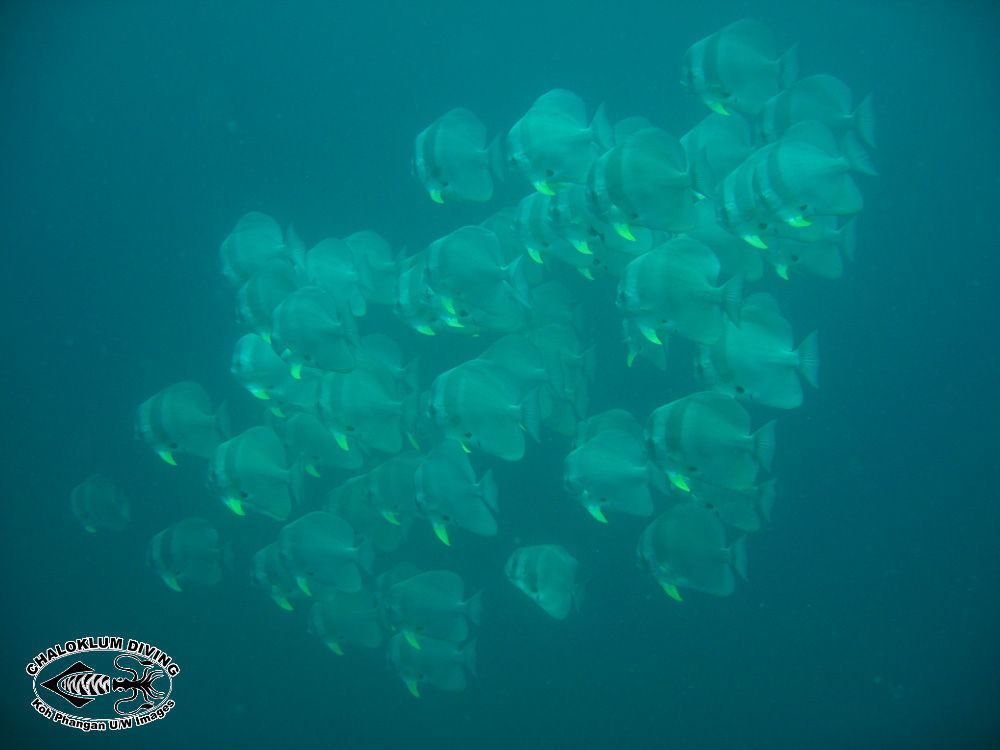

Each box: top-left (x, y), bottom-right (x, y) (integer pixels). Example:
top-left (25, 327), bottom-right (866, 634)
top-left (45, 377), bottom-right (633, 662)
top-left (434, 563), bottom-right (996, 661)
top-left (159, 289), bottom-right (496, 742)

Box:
top-left (39, 654), bottom-right (167, 715)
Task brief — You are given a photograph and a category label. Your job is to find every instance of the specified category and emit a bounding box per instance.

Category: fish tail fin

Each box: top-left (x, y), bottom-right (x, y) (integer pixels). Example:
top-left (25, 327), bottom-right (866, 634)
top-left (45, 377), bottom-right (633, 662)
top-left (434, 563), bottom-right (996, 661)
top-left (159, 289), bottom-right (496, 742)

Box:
top-left (479, 469), bottom-right (499, 513)
top-left (842, 129), bottom-right (878, 176)
top-left (357, 535), bottom-right (375, 575)
top-left (487, 134), bottom-right (506, 182)
top-left (839, 217), bottom-right (858, 262)
top-left (284, 223), bottom-right (307, 269)
top-left (590, 101), bottom-right (615, 151)
top-left (854, 92), bottom-right (876, 149)
top-left (463, 638), bottom-right (478, 679)
top-left (796, 330), bottom-right (820, 388)
top-left (215, 400), bottom-right (232, 439)
top-left (403, 356), bottom-right (421, 394)
top-left (696, 344), bottom-right (720, 385)
top-left (721, 273), bottom-right (744, 325)
top-left (758, 478), bottom-right (778, 523)
top-left (504, 253), bottom-right (533, 309)
top-left (582, 344), bottom-right (598, 382)
top-left (285, 456), bottom-right (306, 510)
top-left (466, 590), bottom-right (484, 626)
top-left (753, 420), bottom-right (777, 473)
top-left (731, 536), bottom-right (749, 580)
top-left (573, 579), bottom-right (586, 612)
top-left (778, 43), bottom-right (799, 88)
top-left (646, 462), bottom-right (671, 496)
top-left (520, 387), bottom-right (542, 442)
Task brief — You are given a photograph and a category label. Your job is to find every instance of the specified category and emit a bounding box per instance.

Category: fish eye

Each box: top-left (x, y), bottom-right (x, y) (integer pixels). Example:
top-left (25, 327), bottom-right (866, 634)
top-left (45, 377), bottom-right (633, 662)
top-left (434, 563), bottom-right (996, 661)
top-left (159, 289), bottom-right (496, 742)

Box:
top-left (303, 354), bottom-right (312, 362)
top-left (463, 432), bottom-right (472, 438)
top-left (240, 491), bottom-right (249, 499)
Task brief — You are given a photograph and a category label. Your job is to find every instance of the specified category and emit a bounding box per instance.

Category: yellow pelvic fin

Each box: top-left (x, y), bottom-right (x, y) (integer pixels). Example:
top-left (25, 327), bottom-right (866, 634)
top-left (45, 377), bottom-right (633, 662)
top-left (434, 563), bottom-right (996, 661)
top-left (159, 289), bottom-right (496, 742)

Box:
top-left (570, 239), bottom-right (592, 255)
top-left (327, 640), bottom-right (344, 656)
top-left (707, 101), bottom-right (730, 116)
top-left (441, 297), bottom-right (456, 315)
top-left (415, 324), bottom-right (436, 336)
top-left (787, 215), bottom-right (812, 227)
top-left (84, 525), bottom-right (97, 534)
top-left (407, 433), bottom-right (420, 450)
top-left (613, 222), bottom-right (636, 241)
top-left (163, 574), bottom-right (183, 593)
top-left (305, 463), bottom-right (321, 479)
top-left (250, 388), bottom-right (270, 400)
top-left (587, 505), bottom-right (608, 524)
top-left (404, 630), bottom-right (422, 650)
top-left (223, 497), bottom-right (247, 516)
top-left (268, 406), bottom-right (286, 418)
top-left (578, 266), bottom-right (594, 280)
top-left (405, 679), bottom-right (421, 698)
top-left (668, 473), bottom-right (691, 493)
top-left (157, 449), bottom-right (177, 467)
top-left (290, 362), bottom-right (303, 380)
top-left (334, 433), bottom-right (350, 452)
top-left (663, 583), bottom-right (683, 601)
top-left (640, 326), bottom-right (662, 345)
top-left (743, 234), bottom-right (768, 249)
top-left (296, 575), bottom-right (313, 597)
top-left (534, 181), bottom-right (556, 196)
top-left (526, 246), bottom-right (544, 264)
top-left (460, 442), bottom-right (472, 453)
top-left (381, 510), bottom-right (401, 526)
top-left (433, 522), bottom-right (451, 547)
top-left (274, 595), bottom-right (294, 612)
top-left (776, 264), bottom-right (790, 281)
top-left (261, 331), bottom-right (272, 345)
top-left (429, 189), bottom-right (444, 204)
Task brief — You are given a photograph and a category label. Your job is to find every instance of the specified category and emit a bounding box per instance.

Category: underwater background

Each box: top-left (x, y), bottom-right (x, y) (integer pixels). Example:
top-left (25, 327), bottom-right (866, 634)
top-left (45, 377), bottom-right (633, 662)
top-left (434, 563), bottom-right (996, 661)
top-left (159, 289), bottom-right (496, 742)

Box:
top-left (2, 0), bottom-right (998, 747)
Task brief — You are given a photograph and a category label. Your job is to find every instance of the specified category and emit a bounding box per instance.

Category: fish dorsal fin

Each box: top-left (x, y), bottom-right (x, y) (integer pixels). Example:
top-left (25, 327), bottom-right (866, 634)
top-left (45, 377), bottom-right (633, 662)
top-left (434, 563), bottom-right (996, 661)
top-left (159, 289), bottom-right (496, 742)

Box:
top-left (440, 107), bottom-right (487, 150)
top-left (793, 74), bottom-right (852, 115)
top-left (721, 18), bottom-right (776, 59)
top-left (663, 236), bottom-right (721, 281)
top-left (781, 120), bottom-right (840, 159)
top-left (614, 116), bottom-right (654, 143)
top-left (533, 88), bottom-right (587, 126)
